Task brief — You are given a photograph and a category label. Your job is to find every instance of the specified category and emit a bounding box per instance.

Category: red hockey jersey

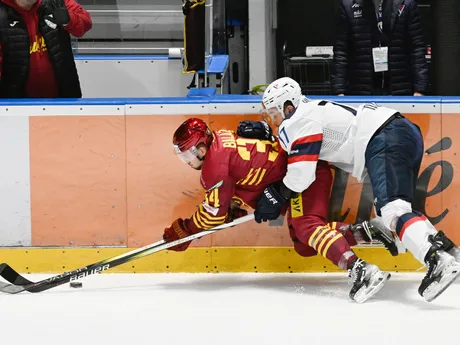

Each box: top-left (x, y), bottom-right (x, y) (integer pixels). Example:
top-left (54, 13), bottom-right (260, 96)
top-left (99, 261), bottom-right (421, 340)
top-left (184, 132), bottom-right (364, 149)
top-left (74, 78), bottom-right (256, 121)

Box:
top-left (184, 129), bottom-right (287, 233)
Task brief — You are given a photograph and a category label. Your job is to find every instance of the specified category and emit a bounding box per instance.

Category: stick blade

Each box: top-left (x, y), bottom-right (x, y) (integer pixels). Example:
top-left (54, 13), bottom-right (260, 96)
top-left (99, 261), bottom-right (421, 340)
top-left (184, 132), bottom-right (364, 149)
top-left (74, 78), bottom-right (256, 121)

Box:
top-left (0, 283), bottom-right (27, 294)
top-left (0, 263), bottom-right (34, 285)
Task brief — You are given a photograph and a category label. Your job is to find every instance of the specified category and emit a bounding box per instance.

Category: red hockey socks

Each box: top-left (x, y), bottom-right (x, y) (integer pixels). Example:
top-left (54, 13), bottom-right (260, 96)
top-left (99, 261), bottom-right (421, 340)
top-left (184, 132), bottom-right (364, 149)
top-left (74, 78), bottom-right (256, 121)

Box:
top-left (309, 225), bottom-right (357, 270)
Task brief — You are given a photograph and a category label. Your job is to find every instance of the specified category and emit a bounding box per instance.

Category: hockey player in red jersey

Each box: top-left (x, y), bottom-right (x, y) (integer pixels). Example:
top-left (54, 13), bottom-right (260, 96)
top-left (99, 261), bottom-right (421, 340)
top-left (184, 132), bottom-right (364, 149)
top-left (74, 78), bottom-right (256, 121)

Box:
top-left (164, 118), bottom-right (393, 303)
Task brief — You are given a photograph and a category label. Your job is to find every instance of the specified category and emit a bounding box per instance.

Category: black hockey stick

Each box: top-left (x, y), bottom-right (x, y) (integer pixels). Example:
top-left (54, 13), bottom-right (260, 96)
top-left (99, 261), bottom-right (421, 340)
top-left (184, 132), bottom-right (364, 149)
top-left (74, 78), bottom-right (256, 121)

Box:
top-left (0, 214), bottom-right (254, 294)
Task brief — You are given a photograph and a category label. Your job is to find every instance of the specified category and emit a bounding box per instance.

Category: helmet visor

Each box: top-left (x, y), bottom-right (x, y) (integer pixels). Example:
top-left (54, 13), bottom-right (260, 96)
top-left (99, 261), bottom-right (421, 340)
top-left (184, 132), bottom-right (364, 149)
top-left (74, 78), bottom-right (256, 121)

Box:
top-left (259, 106), bottom-right (279, 124)
top-left (173, 145), bottom-right (200, 164)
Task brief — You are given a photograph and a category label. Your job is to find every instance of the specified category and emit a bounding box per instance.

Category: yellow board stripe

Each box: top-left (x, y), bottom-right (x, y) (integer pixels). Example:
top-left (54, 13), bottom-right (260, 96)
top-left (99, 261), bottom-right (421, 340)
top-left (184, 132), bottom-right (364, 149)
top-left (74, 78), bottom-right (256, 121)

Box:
top-left (321, 234), bottom-right (343, 257)
top-left (0, 247), bottom-right (423, 274)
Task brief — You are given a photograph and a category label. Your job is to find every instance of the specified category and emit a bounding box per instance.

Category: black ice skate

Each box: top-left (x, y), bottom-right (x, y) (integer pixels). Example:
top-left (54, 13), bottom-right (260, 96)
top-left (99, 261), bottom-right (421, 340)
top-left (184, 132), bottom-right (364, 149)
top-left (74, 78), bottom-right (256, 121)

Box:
top-left (348, 258), bottom-right (391, 303)
top-left (351, 219), bottom-right (399, 256)
top-left (418, 246), bottom-right (460, 302)
top-left (428, 231), bottom-right (460, 263)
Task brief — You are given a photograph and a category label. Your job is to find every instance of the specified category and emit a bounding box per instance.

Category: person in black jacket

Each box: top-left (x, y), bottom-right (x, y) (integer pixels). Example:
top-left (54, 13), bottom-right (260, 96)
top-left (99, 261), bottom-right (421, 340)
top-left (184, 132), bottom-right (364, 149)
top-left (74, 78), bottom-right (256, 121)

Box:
top-left (332, 0), bottom-right (429, 96)
top-left (0, 0), bottom-right (92, 98)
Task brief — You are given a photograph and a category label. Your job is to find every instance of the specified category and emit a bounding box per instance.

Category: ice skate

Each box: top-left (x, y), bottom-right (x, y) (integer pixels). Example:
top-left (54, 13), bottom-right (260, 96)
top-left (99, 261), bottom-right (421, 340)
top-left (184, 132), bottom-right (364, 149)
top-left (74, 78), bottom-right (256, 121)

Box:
top-left (419, 247), bottom-right (460, 302)
top-left (351, 219), bottom-right (399, 256)
top-left (348, 258), bottom-right (391, 303)
top-left (428, 231), bottom-right (460, 263)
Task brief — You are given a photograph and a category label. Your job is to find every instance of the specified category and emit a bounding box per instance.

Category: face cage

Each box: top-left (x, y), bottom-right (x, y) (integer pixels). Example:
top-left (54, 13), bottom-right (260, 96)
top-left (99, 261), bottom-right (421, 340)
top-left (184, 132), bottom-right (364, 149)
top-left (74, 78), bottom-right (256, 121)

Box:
top-left (173, 145), bottom-right (201, 164)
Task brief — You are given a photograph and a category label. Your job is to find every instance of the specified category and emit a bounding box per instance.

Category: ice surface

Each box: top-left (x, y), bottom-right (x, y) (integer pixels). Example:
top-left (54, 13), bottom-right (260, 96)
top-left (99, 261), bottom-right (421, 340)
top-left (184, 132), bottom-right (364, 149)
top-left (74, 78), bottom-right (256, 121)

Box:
top-left (1, 272), bottom-right (459, 345)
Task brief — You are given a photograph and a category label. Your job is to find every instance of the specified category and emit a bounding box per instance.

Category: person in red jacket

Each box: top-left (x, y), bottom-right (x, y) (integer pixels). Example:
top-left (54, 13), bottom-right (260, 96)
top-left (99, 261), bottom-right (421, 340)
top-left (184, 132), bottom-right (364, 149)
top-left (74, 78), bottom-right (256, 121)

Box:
top-left (0, 0), bottom-right (92, 98)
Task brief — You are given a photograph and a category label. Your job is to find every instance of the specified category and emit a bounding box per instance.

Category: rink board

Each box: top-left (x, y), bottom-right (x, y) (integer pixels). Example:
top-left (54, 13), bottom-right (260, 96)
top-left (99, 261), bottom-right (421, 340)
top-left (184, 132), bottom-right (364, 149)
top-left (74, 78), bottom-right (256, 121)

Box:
top-left (0, 96), bottom-right (459, 273)
top-left (0, 246), bottom-right (422, 273)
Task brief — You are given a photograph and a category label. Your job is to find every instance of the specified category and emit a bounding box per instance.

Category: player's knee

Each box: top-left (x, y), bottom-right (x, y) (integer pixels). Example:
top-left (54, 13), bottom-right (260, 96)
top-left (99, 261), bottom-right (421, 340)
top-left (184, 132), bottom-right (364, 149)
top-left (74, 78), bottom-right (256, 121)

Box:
top-left (293, 241), bottom-right (318, 257)
top-left (381, 199), bottom-right (412, 231)
top-left (290, 215), bottom-right (326, 244)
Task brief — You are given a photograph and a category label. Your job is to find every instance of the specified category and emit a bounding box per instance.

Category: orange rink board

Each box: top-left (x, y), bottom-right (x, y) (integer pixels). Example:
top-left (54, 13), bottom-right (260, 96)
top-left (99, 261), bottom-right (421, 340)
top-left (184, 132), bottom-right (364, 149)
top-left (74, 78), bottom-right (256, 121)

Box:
top-left (0, 96), bottom-right (459, 273)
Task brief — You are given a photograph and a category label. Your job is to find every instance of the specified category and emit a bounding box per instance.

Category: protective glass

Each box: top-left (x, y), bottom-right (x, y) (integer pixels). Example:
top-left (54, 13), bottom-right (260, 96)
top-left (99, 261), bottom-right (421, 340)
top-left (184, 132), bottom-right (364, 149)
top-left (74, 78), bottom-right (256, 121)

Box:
top-left (173, 145), bottom-right (200, 164)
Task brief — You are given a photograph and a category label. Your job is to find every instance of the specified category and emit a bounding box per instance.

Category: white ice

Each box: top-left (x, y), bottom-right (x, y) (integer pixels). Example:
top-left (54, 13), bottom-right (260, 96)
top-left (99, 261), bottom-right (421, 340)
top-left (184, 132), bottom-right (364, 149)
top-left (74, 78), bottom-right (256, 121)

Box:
top-left (1, 272), bottom-right (459, 345)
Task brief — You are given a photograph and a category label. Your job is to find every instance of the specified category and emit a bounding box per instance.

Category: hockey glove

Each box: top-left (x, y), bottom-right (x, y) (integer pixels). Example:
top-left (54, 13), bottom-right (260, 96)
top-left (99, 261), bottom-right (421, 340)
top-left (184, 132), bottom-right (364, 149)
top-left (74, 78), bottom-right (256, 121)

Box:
top-left (237, 120), bottom-right (275, 142)
top-left (254, 184), bottom-right (288, 223)
top-left (163, 218), bottom-right (194, 251)
top-left (44, 0), bottom-right (70, 26)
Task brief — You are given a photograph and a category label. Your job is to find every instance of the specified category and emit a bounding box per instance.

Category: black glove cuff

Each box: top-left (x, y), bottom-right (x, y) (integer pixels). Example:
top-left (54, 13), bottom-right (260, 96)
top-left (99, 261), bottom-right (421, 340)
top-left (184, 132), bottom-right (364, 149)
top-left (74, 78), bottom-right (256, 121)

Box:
top-left (279, 182), bottom-right (298, 200)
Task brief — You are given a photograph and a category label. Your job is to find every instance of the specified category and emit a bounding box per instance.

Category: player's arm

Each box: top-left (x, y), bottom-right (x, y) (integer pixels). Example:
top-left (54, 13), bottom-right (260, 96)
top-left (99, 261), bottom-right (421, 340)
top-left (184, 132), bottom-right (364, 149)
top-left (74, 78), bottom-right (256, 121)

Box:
top-left (254, 120), bottom-right (323, 223)
top-left (163, 179), bottom-right (236, 251)
top-left (63, 0), bottom-right (93, 37)
top-left (280, 120), bottom-right (323, 194)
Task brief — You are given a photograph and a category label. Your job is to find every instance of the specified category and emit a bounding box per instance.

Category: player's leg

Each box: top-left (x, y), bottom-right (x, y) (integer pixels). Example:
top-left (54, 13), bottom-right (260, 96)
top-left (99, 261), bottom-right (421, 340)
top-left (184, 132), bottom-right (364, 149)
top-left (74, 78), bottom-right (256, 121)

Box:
top-left (412, 147), bottom-right (460, 262)
top-left (365, 116), bottom-right (460, 302)
top-left (287, 160), bottom-right (390, 303)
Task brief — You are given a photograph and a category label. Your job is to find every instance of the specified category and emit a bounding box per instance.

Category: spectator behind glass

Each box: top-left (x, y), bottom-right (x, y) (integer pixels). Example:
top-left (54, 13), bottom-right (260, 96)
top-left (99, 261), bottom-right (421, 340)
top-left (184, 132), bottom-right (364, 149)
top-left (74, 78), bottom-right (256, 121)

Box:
top-left (331, 0), bottom-right (429, 96)
top-left (0, 0), bottom-right (92, 98)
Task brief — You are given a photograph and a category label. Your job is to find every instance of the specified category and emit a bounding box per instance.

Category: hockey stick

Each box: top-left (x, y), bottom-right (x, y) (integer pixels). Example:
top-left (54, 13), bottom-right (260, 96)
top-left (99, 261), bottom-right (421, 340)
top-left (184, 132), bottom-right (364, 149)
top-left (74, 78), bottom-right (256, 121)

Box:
top-left (0, 213), bottom-right (254, 294)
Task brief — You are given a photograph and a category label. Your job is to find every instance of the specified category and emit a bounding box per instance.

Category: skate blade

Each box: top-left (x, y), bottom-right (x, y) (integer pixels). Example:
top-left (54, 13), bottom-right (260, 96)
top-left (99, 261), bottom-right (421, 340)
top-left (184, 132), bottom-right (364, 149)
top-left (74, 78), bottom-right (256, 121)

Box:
top-left (423, 261), bottom-right (460, 302)
top-left (353, 271), bottom-right (391, 304)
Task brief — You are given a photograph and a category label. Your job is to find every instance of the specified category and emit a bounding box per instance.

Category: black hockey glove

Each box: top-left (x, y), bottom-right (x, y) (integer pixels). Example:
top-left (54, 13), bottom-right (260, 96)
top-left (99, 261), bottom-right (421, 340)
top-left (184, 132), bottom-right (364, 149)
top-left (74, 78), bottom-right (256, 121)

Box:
top-left (44, 0), bottom-right (70, 26)
top-left (237, 120), bottom-right (275, 142)
top-left (255, 183), bottom-right (296, 223)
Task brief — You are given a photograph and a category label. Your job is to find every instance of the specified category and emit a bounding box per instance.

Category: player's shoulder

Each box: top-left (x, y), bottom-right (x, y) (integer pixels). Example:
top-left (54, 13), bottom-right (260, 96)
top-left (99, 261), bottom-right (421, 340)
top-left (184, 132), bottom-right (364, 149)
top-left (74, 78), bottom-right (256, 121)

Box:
top-left (200, 130), bottom-right (234, 190)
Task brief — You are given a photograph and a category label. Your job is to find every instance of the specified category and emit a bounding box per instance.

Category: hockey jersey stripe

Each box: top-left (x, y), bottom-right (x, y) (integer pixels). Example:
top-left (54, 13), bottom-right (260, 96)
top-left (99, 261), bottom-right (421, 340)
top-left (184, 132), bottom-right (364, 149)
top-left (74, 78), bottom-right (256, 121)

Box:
top-left (291, 133), bottom-right (323, 148)
top-left (289, 141), bottom-right (322, 157)
top-left (288, 154), bottom-right (319, 164)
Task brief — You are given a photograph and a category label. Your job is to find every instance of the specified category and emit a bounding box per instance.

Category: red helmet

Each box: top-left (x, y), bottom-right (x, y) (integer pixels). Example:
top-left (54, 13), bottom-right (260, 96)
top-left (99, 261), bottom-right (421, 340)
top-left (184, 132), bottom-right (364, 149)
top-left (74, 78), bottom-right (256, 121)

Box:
top-left (172, 118), bottom-right (213, 163)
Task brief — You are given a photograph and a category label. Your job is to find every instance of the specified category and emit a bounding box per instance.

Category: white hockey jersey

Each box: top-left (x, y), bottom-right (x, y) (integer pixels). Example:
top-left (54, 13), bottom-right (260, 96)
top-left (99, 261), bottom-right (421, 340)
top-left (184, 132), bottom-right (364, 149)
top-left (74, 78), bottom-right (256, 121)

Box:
top-left (278, 99), bottom-right (397, 193)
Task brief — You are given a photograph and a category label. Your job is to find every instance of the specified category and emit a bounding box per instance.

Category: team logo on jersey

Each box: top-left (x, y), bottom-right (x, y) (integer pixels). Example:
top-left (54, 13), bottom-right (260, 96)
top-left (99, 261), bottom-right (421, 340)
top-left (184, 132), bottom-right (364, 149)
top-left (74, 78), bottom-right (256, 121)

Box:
top-left (45, 15), bottom-right (57, 29)
top-left (398, 5), bottom-right (405, 17)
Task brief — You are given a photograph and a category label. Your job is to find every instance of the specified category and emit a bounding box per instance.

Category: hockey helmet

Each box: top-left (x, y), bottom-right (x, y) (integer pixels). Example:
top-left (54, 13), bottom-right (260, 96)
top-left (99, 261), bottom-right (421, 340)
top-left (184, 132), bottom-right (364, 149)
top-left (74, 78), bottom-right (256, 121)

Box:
top-left (261, 77), bottom-right (303, 121)
top-left (172, 118), bottom-right (213, 164)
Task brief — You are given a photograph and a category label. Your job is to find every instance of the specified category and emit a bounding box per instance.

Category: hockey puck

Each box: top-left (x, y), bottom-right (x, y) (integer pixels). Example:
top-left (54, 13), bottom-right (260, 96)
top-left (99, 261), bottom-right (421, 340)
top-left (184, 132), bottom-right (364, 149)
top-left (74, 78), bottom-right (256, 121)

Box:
top-left (70, 282), bottom-right (82, 288)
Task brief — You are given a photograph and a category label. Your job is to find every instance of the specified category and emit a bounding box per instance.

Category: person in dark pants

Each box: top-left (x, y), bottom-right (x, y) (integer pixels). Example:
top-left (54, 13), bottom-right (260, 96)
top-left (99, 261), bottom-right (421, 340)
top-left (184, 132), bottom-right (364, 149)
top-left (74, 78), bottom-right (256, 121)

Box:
top-left (332, 0), bottom-right (429, 96)
top-left (255, 77), bottom-right (460, 303)
top-left (0, 0), bottom-right (92, 98)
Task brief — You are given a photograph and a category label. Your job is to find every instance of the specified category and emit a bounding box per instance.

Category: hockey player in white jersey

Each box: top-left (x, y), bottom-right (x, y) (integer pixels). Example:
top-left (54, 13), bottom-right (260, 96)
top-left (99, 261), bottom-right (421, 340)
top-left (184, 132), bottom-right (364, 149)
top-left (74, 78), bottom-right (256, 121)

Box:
top-left (255, 77), bottom-right (460, 303)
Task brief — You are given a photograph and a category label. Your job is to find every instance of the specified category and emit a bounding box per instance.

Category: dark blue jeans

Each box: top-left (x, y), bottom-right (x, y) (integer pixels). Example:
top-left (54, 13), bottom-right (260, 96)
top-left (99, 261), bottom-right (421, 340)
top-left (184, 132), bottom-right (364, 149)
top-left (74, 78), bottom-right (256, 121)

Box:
top-left (365, 116), bottom-right (424, 216)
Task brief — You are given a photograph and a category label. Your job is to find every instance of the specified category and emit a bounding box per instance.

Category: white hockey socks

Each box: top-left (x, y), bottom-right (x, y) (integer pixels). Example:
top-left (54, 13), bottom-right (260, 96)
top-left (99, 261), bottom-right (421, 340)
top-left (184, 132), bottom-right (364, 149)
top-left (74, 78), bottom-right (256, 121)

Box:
top-left (395, 212), bottom-right (437, 264)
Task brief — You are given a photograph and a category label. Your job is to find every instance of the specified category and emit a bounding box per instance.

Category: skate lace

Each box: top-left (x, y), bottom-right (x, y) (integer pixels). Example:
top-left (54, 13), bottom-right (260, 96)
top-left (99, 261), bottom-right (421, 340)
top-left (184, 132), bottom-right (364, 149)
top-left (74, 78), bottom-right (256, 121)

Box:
top-left (348, 259), bottom-right (365, 285)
